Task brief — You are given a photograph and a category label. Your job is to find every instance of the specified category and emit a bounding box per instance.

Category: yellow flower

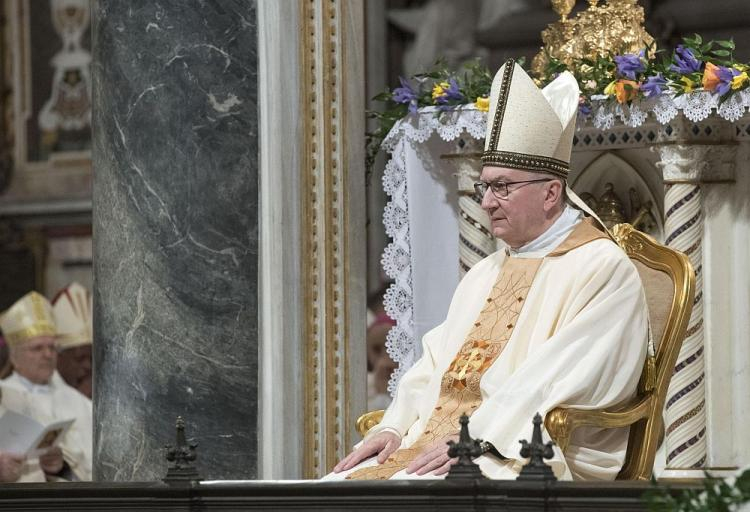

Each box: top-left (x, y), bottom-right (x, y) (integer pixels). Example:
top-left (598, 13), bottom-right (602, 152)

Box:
top-left (733, 63), bottom-right (749, 72)
top-left (682, 75), bottom-right (697, 93)
top-left (579, 64), bottom-right (594, 74)
top-left (603, 80), bottom-right (617, 96)
top-left (475, 96), bottom-right (490, 112)
top-left (732, 71), bottom-right (749, 90)
top-left (431, 81), bottom-right (449, 101)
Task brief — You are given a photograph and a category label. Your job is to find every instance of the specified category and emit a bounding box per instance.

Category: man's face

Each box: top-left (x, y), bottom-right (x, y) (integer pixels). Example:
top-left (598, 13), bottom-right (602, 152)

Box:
top-left (56, 344), bottom-right (92, 398)
top-left (10, 336), bottom-right (57, 385)
top-left (479, 166), bottom-right (553, 248)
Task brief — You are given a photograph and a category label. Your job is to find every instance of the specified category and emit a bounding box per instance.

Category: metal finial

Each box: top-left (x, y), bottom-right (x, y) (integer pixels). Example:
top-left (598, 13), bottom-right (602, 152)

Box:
top-left (517, 413), bottom-right (557, 481)
top-left (446, 414), bottom-right (487, 480)
top-left (163, 416), bottom-right (200, 484)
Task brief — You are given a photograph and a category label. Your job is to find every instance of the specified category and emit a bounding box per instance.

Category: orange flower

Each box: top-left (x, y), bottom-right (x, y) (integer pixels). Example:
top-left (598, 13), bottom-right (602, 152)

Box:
top-left (702, 62), bottom-right (721, 92)
top-left (614, 80), bottom-right (639, 103)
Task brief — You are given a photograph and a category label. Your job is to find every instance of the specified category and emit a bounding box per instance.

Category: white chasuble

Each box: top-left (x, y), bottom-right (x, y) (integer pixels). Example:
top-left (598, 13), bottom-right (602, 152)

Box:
top-left (1, 371), bottom-right (93, 481)
top-left (330, 218), bottom-right (648, 481)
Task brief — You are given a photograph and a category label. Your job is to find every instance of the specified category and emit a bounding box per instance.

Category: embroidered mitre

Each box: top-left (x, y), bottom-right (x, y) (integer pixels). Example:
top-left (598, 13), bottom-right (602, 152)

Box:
top-left (0, 291), bottom-right (57, 346)
top-left (52, 282), bottom-right (93, 350)
top-left (482, 60), bottom-right (579, 179)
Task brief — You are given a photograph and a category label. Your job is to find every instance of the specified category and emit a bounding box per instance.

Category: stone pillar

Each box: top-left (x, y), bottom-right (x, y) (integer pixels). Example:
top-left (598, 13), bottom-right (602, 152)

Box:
top-left (92, 0), bottom-right (258, 480)
top-left (656, 143), bottom-right (734, 472)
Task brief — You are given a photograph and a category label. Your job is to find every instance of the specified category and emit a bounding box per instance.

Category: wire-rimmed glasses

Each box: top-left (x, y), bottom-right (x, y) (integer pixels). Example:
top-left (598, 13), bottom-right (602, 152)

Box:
top-left (473, 178), bottom-right (553, 200)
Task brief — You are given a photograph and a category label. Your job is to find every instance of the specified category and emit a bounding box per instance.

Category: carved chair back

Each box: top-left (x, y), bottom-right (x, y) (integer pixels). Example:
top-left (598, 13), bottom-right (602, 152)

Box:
top-left (609, 223), bottom-right (695, 479)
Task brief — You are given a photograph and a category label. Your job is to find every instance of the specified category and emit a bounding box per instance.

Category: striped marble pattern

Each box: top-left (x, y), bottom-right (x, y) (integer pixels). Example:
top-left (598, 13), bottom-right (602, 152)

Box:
top-left (458, 194), bottom-right (497, 275)
top-left (663, 183), bottom-right (707, 468)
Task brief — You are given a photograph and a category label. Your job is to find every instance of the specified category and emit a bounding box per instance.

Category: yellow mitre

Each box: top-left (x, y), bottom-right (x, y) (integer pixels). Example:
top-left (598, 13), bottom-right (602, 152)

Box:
top-left (0, 291), bottom-right (57, 346)
top-left (52, 282), bottom-right (93, 350)
top-left (482, 59), bottom-right (579, 179)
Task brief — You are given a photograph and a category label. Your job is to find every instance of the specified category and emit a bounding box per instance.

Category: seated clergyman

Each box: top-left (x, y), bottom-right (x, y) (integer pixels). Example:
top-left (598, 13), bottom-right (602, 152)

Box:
top-left (0, 291), bottom-right (93, 481)
top-left (330, 61), bottom-right (648, 481)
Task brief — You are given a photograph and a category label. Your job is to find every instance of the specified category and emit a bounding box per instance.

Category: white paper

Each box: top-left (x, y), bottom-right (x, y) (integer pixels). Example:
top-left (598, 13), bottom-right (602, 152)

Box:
top-left (0, 410), bottom-right (74, 457)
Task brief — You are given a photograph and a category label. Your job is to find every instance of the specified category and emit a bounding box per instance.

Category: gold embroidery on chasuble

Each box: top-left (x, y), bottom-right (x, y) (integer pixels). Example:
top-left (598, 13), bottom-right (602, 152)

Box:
top-left (346, 257), bottom-right (543, 480)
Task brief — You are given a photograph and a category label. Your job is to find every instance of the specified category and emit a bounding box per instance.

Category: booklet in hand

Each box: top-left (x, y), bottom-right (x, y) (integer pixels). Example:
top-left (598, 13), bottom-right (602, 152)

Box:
top-left (0, 410), bottom-right (74, 458)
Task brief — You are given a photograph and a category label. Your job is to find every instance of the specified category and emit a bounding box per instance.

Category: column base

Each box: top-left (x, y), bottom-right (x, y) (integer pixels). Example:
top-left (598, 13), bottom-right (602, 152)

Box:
top-left (657, 467), bottom-right (739, 481)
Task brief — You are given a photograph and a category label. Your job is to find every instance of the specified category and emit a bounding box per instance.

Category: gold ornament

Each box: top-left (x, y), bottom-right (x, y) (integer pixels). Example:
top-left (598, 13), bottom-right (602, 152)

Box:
top-left (531, 0), bottom-right (655, 79)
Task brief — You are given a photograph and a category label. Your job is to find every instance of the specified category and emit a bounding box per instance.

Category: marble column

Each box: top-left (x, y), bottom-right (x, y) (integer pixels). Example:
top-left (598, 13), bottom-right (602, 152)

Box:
top-left (656, 142), bottom-right (735, 472)
top-left (92, 0), bottom-right (258, 480)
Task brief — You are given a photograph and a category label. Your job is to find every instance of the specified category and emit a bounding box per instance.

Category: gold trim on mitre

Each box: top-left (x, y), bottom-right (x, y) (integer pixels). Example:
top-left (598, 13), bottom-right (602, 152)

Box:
top-left (52, 282), bottom-right (93, 350)
top-left (0, 291), bottom-right (57, 346)
top-left (482, 59), bottom-right (579, 180)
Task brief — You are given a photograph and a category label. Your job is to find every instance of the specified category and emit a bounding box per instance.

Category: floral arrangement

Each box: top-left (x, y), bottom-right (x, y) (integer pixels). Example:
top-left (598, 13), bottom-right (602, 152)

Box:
top-left (366, 35), bottom-right (750, 172)
top-left (366, 59), bottom-right (494, 172)
top-left (645, 467), bottom-right (750, 512)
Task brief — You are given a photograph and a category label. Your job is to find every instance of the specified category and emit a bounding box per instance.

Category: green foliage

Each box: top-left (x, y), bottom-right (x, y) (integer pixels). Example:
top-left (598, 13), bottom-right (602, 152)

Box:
top-left (644, 469), bottom-right (750, 512)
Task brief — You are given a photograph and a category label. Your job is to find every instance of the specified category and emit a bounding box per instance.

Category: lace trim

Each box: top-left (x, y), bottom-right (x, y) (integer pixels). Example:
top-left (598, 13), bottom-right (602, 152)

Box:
top-left (381, 106), bottom-right (487, 395)
top-left (589, 89), bottom-right (750, 129)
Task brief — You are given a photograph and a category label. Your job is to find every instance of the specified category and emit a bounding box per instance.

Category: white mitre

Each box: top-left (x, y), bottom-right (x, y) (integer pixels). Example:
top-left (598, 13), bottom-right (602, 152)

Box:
top-left (482, 59), bottom-right (578, 177)
top-left (482, 59), bottom-right (608, 225)
top-left (52, 282), bottom-right (93, 350)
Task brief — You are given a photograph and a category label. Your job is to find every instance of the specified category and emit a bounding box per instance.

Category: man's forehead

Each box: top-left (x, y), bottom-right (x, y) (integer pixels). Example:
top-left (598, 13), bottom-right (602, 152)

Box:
top-left (480, 166), bottom-right (536, 181)
top-left (24, 336), bottom-right (57, 349)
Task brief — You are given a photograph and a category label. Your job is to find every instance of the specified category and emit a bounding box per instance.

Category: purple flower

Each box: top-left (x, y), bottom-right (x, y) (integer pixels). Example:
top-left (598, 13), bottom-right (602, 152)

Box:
top-left (670, 45), bottom-right (702, 75)
top-left (716, 66), bottom-right (740, 96)
top-left (578, 96), bottom-right (592, 117)
top-left (393, 77), bottom-right (419, 113)
top-left (641, 73), bottom-right (668, 97)
top-left (615, 51), bottom-right (646, 80)
top-left (434, 78), bottom-right (464, 105)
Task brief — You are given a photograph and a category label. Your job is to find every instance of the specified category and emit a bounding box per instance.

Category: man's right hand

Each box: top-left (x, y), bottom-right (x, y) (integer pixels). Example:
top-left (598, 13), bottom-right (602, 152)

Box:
top-left (0, 452), bottom-right (25, 482)
top-left (332, 431), bottom-right (401, 473)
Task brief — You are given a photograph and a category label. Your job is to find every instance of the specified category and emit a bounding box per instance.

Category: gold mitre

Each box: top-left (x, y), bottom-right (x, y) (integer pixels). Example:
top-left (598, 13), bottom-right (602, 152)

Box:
top-left (52, 282), bottom-right (93, 350)
top-left (482, 59), bottom-right (579, 179)
top-left (0, 291), bottom-right (57, 346)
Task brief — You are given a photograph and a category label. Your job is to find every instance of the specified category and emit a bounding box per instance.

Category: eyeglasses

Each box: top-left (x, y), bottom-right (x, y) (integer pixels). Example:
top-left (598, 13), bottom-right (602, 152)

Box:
top-left (473, 178), bottom-right (553, 200)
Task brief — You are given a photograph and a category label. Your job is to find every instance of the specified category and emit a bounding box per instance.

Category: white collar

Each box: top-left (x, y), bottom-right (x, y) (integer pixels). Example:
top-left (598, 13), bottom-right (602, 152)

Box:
top-left (506, 206), bottom-right (583, 258)
top-left (10, 372), bottom-right (53, 394)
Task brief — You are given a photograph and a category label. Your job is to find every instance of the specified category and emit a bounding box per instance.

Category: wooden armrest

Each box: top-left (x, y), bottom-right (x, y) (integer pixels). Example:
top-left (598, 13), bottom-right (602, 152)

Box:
top-left (545, 394), bottom-right (652, 453)
top-left (356, 409), bottom-right (385, 437)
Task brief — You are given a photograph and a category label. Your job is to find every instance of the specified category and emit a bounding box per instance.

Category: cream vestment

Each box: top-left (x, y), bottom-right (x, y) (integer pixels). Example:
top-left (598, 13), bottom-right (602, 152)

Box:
top-left (329, 212), bottom-right (648, 481)
top-left (1, 371), bottom-right (93, 481)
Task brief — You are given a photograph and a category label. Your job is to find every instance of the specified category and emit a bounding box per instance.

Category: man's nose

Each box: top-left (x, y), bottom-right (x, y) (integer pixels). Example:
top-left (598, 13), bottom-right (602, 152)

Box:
top-left (480, 188), bottom-right (498, 210)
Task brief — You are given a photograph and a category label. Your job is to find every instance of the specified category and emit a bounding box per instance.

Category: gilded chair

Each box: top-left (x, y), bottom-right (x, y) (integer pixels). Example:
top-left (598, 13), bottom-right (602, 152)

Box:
top-left (356, 223), bottom-right (695, 481)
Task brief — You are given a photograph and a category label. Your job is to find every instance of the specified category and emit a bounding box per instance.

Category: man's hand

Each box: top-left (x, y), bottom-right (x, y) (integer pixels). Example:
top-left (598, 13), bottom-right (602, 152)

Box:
top-left (39, 447), bottom-right (64, 475)
top-left (405, 435), bottom-right (458, 476)
top-left (333, 431), bottom-right (401, 473)
top-left (0, 452), bottom-right (25, 482)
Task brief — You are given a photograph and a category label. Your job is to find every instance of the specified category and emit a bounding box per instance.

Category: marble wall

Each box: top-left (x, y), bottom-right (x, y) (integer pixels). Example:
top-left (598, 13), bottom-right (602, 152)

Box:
top-left (92, 0), bottom-right (258, 480)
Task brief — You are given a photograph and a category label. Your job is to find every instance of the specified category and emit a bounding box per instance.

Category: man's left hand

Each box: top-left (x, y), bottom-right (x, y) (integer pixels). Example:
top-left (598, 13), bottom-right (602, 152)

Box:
top-left (39, 447), bottom-right (64, 475)
top-left (405, 435), bottom-right (459, 476)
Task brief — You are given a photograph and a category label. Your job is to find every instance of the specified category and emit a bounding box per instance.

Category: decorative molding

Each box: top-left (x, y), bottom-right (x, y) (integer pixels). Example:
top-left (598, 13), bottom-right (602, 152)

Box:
top-left (656, 145), bottom-right (736, 184)
top-left (300, 0), bottom-right (365, 478)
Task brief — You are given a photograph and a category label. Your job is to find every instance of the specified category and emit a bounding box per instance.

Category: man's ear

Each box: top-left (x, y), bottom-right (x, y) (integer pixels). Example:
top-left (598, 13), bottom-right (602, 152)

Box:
top-left (544, 180), bottom-right (564, 212)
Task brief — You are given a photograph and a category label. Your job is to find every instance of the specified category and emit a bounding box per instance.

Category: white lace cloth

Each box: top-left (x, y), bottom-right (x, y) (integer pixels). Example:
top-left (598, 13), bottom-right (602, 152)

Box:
top-left (590, 88), bottom-right (750, 129)
top-left (380, 92), bottom-right (749, 394)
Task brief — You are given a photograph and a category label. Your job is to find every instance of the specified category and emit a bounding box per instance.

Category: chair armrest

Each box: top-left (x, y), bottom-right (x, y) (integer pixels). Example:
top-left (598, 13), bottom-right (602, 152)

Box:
top-left (356, 409), bottom-right (385, 438)
top-left (545, 394), bottom-right (652, 453)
